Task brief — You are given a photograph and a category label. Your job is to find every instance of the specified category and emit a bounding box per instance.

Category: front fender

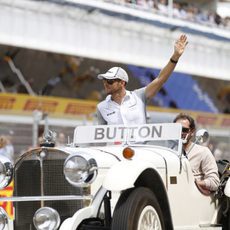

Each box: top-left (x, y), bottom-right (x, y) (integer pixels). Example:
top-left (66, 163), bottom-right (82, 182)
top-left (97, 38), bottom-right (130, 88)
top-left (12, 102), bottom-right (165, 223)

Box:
top-left (60, 187), bottom-right (107, 230)
top-left (103, 160), bottom-right (156, 191)
top-left (60, 206), bottom-right (93, 230)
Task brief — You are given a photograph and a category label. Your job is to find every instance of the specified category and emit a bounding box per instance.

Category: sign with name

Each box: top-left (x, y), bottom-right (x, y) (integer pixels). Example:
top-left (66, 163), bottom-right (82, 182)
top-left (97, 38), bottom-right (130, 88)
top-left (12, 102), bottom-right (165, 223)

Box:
top-left (74, 123), bottom-right (182, 144)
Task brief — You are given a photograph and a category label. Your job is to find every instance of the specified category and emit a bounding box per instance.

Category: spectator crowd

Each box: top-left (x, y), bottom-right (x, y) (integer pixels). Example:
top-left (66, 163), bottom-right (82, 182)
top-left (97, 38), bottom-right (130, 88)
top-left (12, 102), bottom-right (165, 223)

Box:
top-left (106, 0), bottom-right (230, 29)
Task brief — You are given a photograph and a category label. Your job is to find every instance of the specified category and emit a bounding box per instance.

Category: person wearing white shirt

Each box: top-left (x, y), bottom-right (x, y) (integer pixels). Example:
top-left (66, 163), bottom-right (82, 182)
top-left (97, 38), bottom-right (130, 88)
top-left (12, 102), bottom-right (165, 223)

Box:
top-left (97, 34), bottom-right (188, 125)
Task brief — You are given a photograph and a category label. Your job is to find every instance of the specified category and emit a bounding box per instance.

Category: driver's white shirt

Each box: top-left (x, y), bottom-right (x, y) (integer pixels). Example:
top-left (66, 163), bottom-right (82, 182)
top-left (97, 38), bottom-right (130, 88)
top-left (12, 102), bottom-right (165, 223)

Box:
top-left (97, 88), bottom-right (147, 125)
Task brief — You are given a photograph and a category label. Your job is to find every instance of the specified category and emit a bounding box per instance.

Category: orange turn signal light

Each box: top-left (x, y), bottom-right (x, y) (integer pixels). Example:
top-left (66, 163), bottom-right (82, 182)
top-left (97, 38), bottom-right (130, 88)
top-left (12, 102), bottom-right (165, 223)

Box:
top-left (122, 147), bottom-right (135, 160)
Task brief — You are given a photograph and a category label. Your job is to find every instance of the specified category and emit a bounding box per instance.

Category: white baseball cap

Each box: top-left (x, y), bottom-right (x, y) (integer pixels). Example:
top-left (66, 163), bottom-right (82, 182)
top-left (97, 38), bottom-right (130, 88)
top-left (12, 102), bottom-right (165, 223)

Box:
top-left (97, 67), bottom-right (129, 82)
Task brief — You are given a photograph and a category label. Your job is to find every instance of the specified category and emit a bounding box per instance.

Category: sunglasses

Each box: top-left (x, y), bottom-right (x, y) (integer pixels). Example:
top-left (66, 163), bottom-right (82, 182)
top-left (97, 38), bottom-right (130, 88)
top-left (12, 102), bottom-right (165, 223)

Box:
top-left (182, 127), bottom-right (190, 133)
top-left (103, 79), bottom-right (121, 85)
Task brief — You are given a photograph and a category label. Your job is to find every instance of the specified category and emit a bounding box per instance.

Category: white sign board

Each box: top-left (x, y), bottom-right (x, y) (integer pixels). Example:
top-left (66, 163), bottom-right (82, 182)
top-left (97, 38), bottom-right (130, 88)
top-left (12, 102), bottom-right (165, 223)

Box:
top-left (74, 123), bottom-right (182, 144)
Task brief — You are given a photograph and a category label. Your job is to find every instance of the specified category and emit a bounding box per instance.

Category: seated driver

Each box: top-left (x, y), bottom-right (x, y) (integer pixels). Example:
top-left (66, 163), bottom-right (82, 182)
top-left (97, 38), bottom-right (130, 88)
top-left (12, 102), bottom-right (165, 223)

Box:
top-left (173, 113), bottom-right (220, 195)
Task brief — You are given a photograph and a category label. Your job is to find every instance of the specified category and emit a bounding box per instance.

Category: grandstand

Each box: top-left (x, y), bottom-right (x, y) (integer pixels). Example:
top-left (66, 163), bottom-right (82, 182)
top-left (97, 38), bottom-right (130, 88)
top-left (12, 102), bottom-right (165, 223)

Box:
top-left (0, 0), bottom-right (229, 160)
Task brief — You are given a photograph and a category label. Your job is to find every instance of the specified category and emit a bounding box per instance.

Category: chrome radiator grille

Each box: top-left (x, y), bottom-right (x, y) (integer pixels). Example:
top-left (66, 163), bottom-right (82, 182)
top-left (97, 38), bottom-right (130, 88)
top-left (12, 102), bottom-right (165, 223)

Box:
top-left (13, 149), bottom-right (84, 229)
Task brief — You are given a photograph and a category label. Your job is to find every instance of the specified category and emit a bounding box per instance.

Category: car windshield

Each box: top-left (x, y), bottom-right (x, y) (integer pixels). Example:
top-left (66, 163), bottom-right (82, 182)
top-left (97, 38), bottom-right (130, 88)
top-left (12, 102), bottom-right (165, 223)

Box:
top-left (73, 123), bottom-right (182, 153)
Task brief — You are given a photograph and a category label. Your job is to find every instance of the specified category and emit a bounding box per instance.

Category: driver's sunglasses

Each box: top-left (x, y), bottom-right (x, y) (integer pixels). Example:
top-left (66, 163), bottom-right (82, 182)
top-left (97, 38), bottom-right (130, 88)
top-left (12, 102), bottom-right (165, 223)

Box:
top-left (182, 127), bottom-right (190, 133)
top-left (103, 78), bottom-right (121, 85)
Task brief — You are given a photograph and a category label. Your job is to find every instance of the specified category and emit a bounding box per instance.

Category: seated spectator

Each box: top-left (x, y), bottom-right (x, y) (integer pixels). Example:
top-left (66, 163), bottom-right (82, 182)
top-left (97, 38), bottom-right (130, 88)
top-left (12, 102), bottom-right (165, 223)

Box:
top-left (0, 135), bottom-right (14, 162)
top-left (157, 0), bottom-right (168, 15)
top-left (115, 0), bottom-right (230, 29)
top-left (56, 132), bottom-right (66, 147)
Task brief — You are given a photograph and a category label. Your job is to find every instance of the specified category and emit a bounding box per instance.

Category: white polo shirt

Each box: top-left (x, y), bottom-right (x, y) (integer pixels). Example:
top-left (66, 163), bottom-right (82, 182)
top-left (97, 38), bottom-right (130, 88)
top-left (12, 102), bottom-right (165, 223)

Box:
top-left (96, 87), bottom-right (147, 125)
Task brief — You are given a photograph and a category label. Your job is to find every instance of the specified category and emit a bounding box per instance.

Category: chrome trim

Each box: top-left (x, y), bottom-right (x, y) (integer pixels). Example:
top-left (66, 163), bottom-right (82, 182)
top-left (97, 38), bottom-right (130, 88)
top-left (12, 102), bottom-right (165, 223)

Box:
top-left (14, 147), bottom-right (69, 170)
top-left (0, 155), bottom-right (13, 189)
top-left (33, 207), bottom-right (60, 230)
top-left (39, 150), bottom-right (46, 207)
top-left (0, 195), bottom-right (93, 202)
top-left (64, 153), bottom-right (98, 187)
top-left (0, 207), bottom-right (8, 228)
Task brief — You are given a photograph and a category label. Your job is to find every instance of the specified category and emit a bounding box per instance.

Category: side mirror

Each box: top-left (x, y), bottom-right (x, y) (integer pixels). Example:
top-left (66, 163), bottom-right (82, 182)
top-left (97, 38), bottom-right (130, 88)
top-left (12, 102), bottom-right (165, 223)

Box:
top-left (224, 177), bottom-right (230, 197)
top-left (195, 129), bottom-right (209, 144)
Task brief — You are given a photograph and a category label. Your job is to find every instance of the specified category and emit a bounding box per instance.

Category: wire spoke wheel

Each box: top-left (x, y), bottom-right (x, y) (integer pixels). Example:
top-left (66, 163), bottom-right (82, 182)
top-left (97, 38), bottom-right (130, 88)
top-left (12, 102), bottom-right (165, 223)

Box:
top-left (137, 205), bottom-right (162, 230)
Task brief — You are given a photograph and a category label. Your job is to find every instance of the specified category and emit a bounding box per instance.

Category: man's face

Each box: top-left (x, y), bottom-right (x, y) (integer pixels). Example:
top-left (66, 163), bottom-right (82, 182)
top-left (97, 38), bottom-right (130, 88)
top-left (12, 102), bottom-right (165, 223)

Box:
top-left (175, 119), bottom-right (194, 144)
top-left (102, 78), bottom-right (124, 95)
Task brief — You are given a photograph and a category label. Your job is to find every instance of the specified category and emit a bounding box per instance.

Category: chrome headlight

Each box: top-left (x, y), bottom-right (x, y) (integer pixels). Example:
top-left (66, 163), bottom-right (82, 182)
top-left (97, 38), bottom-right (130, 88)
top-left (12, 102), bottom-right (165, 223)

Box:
top-left (33, 207), bottom-right (60, 230)
top-left (0, 207), bottom-right (8, 230)
top-left (0, 156), bottom-right (13, 189)
top-left (63, 153), bottom-right (98, 187)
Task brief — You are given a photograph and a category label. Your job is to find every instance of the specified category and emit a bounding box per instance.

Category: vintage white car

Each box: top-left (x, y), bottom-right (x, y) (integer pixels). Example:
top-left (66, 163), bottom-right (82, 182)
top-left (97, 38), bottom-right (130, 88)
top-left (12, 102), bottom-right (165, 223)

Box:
top-left (0, 123), bottom-right (229, 230)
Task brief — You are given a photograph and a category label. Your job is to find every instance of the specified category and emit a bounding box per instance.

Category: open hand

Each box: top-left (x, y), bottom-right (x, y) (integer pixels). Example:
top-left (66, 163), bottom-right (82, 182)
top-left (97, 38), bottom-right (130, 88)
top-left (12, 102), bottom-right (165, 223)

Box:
top-left (174, 34), bottom-right (188, 58)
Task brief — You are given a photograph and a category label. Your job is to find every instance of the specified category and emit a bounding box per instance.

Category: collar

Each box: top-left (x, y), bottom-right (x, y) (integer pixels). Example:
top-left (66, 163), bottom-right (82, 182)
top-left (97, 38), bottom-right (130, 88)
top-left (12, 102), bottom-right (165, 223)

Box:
top-left (105, 90), bottom-right (131, 103)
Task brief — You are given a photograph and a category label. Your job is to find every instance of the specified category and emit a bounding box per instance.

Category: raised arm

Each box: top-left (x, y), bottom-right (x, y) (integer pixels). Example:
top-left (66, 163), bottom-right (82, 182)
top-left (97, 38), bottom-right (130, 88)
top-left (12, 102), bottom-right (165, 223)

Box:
top-left (145, 34), bottom-right (188, 100)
